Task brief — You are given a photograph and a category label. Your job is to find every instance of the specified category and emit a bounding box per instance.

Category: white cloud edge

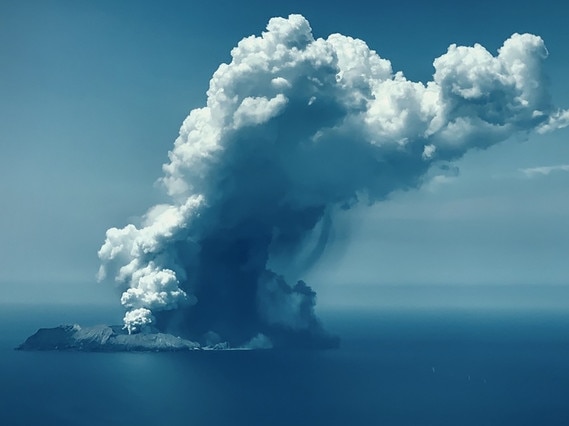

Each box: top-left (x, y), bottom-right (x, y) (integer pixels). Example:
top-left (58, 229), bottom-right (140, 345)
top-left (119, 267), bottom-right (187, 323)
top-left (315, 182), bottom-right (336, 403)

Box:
top-left (519, 164), bottom-right (569, 178)
top-left (537, 109), bottom-right (569, 133)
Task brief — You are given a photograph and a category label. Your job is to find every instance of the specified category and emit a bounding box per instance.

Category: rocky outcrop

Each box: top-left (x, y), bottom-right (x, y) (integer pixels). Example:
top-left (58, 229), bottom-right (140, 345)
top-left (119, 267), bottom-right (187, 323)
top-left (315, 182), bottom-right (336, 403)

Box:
top-left (17, 324), bottom-right (201, 352)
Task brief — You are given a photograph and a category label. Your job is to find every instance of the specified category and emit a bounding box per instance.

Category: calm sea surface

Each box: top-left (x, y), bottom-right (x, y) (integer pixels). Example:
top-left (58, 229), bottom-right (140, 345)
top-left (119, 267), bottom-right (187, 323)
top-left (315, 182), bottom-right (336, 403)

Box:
top-left (1, 304), bottom-right (569, 425)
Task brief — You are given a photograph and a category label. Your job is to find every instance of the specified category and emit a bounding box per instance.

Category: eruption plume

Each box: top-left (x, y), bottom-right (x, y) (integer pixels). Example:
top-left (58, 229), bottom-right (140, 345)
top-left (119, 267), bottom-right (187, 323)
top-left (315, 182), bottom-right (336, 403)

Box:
top-left (98, 14), bottom-right (567, 347)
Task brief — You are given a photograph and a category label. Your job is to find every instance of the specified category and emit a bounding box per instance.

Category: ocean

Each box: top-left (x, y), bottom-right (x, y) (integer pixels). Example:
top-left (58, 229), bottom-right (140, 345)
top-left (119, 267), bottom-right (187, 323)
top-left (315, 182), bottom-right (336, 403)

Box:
top-left (1, 304), bottom-right (569, 425)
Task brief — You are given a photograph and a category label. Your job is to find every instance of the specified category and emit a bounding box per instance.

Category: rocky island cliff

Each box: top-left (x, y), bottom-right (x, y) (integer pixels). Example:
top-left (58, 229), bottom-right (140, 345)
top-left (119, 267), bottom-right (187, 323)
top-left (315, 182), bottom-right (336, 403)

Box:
top-left (16, 324), bottom-right (222, 352)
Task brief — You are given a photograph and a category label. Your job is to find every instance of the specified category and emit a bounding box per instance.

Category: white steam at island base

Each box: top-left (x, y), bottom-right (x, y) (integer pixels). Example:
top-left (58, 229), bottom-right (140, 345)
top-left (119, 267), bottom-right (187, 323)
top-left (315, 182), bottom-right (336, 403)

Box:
top-left (98, 15), bottom-right (568, 345)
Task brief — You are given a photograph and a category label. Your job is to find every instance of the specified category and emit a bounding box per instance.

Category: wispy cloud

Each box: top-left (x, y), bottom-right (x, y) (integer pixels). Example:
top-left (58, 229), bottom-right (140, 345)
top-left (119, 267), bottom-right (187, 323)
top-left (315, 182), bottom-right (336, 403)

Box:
top-left (424, 164), bottom-right (460, 191)
top-left (519, 164), bottom-right (569, 178)
top-left (537, 109), bottom-right (569, 133)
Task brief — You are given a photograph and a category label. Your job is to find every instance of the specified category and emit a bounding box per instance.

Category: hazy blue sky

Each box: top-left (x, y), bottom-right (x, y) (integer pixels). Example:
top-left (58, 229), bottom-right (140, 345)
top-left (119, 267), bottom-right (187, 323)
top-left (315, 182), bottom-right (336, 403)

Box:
top-left (1, 0), bottom-right (568, 307)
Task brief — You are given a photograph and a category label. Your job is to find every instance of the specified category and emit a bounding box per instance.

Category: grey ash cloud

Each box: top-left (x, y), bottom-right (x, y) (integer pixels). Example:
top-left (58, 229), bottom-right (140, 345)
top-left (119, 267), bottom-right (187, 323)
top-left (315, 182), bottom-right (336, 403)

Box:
top-left (97, 14), bottom-right (567, 347)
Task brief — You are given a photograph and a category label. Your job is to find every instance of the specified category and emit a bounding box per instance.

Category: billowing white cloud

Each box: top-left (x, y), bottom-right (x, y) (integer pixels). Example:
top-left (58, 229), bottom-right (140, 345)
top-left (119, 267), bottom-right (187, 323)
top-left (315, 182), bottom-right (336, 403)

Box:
top-left (123, 308), bottom-right (154, 334)
top-left (233, 94), bottom-right (288, 128)
top-left (98, 15), bottom-right (567, 344)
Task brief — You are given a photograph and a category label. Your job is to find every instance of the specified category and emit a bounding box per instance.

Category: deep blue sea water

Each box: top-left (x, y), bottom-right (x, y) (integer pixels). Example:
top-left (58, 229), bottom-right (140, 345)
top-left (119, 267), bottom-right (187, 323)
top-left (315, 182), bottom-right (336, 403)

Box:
top-left (1, 304), bottom-right (569, 426)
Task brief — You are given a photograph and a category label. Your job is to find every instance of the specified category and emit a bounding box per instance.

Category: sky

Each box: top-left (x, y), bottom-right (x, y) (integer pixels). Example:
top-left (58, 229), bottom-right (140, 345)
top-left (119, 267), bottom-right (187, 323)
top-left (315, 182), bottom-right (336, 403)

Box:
top-left (1, 0), bottom-right (568, 310)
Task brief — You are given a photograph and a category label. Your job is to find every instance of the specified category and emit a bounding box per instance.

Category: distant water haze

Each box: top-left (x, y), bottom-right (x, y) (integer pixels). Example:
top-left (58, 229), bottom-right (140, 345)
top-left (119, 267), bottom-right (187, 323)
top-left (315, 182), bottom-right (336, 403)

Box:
top-left (3, 281), bottom-right (569, 319)
top-left (315, 283), bottom-right (569, 312)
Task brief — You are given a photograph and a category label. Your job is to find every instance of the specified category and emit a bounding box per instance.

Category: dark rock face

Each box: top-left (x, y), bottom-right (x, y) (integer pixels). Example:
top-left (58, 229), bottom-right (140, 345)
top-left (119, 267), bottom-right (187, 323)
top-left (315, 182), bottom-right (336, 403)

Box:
top-left (17, 325), bottom-right (201, 352)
